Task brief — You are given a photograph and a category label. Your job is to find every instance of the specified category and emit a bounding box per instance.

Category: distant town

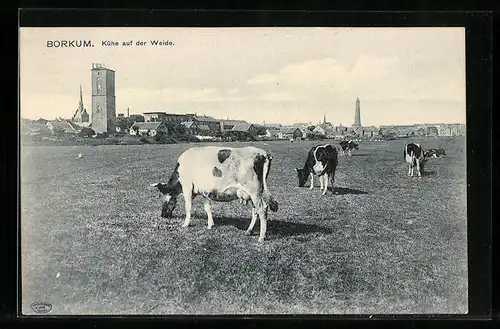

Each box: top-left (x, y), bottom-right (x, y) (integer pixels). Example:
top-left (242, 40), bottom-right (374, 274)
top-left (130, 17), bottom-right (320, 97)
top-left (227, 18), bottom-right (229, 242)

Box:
top-left (21, 63), bottom-right (466, 144)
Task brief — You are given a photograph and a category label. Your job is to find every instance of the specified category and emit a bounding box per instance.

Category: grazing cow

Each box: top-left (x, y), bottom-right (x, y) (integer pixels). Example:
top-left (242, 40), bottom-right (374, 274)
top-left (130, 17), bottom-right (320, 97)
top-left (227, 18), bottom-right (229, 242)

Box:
top-left (339, 140), bottom-right (359, 156)
top-left (424, 148), bottom-right (446, 158)
top-left (295, 144), bottom-right (339, 195)
top-left (404, 142), bottom-right (427, 177)
top-left (150, 146), bottom-right (279, 243)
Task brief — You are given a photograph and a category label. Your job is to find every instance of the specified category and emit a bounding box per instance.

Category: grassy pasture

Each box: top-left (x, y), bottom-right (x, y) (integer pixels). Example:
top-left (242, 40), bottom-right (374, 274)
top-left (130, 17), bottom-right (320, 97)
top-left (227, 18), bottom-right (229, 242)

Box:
top-left (20, 137), bottom-right (467, 315)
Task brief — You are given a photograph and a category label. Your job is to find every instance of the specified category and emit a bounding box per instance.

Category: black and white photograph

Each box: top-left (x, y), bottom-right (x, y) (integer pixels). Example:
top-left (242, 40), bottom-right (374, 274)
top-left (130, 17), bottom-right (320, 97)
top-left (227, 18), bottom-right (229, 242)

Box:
top-left (20, 26), bottom-right (468, 315)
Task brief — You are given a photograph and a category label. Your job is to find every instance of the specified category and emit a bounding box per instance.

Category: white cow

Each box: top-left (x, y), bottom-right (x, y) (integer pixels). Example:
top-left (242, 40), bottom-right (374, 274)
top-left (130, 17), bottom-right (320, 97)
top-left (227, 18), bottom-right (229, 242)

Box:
top-left (151, 146), bottom-right (278, 243)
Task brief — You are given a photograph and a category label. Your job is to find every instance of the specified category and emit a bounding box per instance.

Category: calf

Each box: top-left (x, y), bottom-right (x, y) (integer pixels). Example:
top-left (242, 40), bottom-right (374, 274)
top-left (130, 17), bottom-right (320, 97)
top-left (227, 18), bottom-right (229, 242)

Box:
top-left (150, 146), bottom-right (278, 243)
top-left (339, 140), bottom-right (359, 156)
top-left (295, 144), bottom-right (338, 195)
top-left (404, 142), bottom-right (427, 177)
top-left (424, 148), bottom-right (446, 158)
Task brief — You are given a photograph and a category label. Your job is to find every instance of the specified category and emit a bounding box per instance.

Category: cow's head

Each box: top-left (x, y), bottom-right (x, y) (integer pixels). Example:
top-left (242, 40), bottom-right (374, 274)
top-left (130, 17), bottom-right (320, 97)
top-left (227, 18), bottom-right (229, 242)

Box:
top-left (150, 183), bottom-right (178, 218)
top-left (419, 157), bottom-right (428, 173)
top-left (295, 168), bottom-right (309, 187)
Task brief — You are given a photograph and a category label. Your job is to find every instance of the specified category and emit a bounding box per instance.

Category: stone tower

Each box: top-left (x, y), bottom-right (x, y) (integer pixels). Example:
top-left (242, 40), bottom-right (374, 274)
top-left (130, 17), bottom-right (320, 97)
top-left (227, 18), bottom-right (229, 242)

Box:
top-left (72, 85), bottom-right (89, 123)
top-left (91, 63), bottom-right (116, 134)
top-left (354, 97), bottom-right (361, 128)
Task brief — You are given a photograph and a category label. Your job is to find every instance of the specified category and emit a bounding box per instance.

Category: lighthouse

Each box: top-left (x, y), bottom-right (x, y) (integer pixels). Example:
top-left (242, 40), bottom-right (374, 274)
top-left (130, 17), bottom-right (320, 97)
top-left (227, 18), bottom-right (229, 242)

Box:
top-left (354, 97), bottom-right (361, 128)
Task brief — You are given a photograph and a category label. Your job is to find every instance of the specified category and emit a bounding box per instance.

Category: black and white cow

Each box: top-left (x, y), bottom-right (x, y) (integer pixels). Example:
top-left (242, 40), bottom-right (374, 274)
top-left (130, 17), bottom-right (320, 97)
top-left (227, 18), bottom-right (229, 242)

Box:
top-left (150, 146), bottom-right (278, 243)
top-left (295, 144), bottom-right (339, 195)
top-left (404, 142), bottom-right (427, 177)
top-left (339, 140), bottom-right (359, 156)
top-left (424, 148), bottom-right (446, 158)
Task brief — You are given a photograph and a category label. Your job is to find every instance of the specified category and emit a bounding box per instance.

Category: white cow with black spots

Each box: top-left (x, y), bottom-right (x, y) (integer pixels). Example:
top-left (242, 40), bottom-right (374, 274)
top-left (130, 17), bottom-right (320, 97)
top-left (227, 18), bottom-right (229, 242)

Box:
top-left (150, 146), bottom-right (278, 243)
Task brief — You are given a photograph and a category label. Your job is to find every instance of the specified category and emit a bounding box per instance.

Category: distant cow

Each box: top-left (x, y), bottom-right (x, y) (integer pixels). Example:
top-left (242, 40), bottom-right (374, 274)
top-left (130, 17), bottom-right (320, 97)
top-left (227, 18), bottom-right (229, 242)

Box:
top-left (339, 140), bottom-right (359, 156)
top-left (404, 142), bottom-right (427, 177)
top-left (150, 146), bottom-right (278, 243)
top-left (424, 148), bottom-right (446, 158)
top-left (295, 144), bottom-right (339, 195)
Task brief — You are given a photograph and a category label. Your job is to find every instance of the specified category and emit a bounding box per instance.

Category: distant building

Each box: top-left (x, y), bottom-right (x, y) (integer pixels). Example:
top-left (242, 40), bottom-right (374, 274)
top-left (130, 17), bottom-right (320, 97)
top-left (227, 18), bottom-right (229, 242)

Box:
top-left (437, 124), bottom-right (464, 137)
top-left (91, 63), bottom-right (116, 134)
top-left (46, 120), bottom-right (79, 135)
top-left (189, 114), bottom-right (221, 133)
top-left (231, 123), bottom-right (262, 136)
top-left (181, 121), bottom-right (210, 135)
top-left (278, 127), bottom-right (303, 140)
top-left (130, 122), bottom-right (167, 136)
top-left (260, 124), bottom-right (281, 139)
top-left (427, 126), bottom-right (439, 137)
top-left (312, 125), bottom-right (326, 136)
top-left (356, 126), bottom-right (380, 138)
top-left (220, 119), bottom-right (248, 131)
top-left (143, 112), bottom-right (194, 123)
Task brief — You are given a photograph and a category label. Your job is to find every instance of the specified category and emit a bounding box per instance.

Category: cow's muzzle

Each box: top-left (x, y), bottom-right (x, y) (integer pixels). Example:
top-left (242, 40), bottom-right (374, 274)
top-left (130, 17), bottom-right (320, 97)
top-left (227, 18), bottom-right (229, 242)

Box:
top-left (161, 197), bottom-right (177, 218)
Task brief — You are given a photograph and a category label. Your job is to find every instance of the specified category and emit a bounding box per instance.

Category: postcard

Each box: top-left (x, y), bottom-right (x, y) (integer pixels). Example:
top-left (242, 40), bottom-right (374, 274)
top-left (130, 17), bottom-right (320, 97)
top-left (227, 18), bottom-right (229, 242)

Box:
top-left (19, 26), bottom-right (467, 315)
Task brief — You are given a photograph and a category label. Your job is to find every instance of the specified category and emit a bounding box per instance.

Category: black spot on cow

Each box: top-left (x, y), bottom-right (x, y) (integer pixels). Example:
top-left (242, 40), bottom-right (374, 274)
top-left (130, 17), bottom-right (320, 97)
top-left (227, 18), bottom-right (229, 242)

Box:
top-left (217, 149), bottom-right (232, 163)
top-left (212, 166), bottom-right (222, 177)
top-left (253, 154), bottom-right (267, 183)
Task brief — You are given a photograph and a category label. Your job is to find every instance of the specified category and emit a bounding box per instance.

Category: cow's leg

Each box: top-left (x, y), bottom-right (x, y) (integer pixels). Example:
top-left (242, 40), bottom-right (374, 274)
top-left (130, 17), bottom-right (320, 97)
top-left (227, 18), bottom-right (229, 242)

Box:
top-left (309, 172), bottom-right (314, 189)
top-left (348, 149), bottom-right (352, 156)
top-left (329, 174), bottom-right (335, 194)
top-left (416, 159), bottom-right (422, 178)
top-left (181, 186), bottom-right (193, 227)
top-left (245, 208), bottom-right (258, 235)
top-left (407, 164), bottom-right (411, 176)
top-left (322, 173), bottom-right (329, 195)
top-left (257, 206), bottom-right (268, 244)
top-left (319, 174), bottom-right (324, 191)
top-left (250, 196), bottom-right (268, 243)
top-left (203, 199), bottom-right (214, 229)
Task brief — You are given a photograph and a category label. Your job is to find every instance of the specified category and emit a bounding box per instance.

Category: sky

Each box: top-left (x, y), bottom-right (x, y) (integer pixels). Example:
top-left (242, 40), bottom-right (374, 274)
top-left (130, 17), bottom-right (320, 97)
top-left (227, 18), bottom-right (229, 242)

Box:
top-left (19, 27), bottom-right (466, 126)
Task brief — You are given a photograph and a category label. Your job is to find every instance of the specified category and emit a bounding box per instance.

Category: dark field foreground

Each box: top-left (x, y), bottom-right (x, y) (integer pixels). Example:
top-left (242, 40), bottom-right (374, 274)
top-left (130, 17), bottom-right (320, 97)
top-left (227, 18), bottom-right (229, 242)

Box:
top-left (20, 137), bottom-right (468, 315)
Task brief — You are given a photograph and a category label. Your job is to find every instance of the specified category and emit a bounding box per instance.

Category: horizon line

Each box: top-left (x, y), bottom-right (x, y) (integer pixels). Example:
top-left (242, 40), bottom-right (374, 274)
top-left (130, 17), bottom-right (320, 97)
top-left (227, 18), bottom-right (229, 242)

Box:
top-left (20, 116), bottom-right (466, 128)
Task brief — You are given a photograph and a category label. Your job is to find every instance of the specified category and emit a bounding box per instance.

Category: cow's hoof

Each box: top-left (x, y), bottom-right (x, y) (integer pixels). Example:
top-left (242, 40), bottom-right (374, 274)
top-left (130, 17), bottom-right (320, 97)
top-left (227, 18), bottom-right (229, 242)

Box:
top-left (181, 223), bottom-right (190, 228)
top-left (257, 238), bottom-right (264, 244)
top-left (245, 230), bottom-right (252, 235)
top-left (207, 225), bottom-right (213, 230)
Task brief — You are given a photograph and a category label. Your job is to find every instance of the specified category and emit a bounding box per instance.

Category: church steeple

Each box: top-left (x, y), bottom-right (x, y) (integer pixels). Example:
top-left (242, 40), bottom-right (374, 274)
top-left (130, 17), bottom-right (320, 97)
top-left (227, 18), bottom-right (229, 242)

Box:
top-left (78, 84), bottom-right (84, 110)
top-left (72, 85), bottom-right (89, 123)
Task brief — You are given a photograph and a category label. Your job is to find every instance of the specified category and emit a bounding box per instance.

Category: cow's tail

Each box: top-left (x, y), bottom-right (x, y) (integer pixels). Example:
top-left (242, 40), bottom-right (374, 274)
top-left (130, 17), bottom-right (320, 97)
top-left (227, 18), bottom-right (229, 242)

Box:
top-left (262, 154), bottom-right (279, 212)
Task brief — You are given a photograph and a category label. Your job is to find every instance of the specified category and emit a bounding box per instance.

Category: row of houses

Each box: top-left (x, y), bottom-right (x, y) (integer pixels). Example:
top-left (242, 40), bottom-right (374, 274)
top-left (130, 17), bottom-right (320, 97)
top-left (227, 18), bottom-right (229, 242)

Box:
top-left (379, 124), bottom-right (466, 137)
top-left (21, 118), bottom-right (82, 137)
top-left (21, 114), bottom-right (466, 140)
